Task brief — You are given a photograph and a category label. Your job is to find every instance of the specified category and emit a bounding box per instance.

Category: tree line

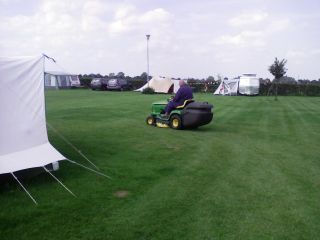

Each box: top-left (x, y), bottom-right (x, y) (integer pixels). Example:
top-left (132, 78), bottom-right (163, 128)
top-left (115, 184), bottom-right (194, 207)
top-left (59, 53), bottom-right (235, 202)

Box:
top-left (78, 59), bottom-right (320, 96)
top-left (79, 71), bottom-right (320, 87)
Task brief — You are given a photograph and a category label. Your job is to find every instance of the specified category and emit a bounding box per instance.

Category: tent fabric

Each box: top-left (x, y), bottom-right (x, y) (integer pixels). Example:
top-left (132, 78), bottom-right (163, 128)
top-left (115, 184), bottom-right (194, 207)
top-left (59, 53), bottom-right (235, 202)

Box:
top-left (0, 55), bottom-right (65, 174)
top-left (0, 143), bottom-right (65, 174)
top-left (135, 76), bottom-right (180, 93)
top-left (214, 79), bottom-right (239, 95)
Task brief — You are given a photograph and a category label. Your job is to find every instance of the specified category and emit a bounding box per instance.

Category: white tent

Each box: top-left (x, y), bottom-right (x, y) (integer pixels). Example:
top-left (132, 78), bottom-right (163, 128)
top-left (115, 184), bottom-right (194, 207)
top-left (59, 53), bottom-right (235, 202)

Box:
top-left (214, 74), bottom-right (260, 96)
top-left (0, 55), bottom-right (109, 204)
top-left (135, 76), bottom-right (180, 93)
top-left (0, 55), bottom-right (65, 175)
top-left (214, 78), bottom-right (239, 95)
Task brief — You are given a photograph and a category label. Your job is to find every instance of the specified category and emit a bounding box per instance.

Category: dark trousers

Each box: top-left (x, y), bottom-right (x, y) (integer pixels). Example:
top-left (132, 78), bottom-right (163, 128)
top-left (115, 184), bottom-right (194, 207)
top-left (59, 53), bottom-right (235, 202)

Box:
top-left (165, 101), bottom-right (179, 114)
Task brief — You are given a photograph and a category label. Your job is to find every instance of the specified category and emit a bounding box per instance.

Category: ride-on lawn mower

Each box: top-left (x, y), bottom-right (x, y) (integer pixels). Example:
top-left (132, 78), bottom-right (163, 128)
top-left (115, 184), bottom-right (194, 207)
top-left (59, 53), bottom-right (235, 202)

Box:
top-left (146, 99), bottom-right (213, 130)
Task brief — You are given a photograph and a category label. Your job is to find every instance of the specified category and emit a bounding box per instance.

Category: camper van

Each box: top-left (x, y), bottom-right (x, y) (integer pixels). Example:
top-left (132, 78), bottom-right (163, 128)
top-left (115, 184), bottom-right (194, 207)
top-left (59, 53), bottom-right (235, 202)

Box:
top-left (238, 74), bottom-right (260, 95)
top-left (45, 71), bottom-right (81, 89)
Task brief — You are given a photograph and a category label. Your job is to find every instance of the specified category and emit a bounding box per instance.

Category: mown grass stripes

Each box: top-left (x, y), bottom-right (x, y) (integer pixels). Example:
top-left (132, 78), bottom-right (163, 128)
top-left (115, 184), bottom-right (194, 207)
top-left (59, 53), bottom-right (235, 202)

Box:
top-left (0, 91), bottom-right (319, 240)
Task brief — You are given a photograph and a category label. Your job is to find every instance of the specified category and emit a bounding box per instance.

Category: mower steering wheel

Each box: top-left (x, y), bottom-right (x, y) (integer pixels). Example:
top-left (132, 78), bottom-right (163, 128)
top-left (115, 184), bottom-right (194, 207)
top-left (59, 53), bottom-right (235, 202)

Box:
top-left (167, 95), bottom-right (174, 102)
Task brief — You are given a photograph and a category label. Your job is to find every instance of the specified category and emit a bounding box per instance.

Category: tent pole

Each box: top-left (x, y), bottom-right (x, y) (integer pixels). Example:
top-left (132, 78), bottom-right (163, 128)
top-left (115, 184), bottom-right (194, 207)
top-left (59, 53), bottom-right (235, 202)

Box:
top-left (67, 159), bottom-right (111, 179)
top-left (43, 166), bottom-right (76, 197)
top-left (11, 172), bottom-right (38, 205)
top-left (46, 122), bottom-right (100, 170)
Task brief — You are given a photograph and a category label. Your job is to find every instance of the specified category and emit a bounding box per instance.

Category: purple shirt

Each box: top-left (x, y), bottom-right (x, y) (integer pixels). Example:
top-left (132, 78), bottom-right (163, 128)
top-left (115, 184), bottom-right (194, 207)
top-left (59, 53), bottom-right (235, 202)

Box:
top-left (172, 85), bottom-right (193, 105)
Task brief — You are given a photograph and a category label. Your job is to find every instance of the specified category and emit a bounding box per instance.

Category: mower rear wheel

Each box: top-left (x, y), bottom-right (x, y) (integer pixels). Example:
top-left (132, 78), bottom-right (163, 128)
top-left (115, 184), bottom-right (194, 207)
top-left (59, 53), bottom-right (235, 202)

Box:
top-left (170, 114), bottom-right (182, 130)
top-left (146, 115), bottom-right (155, 126)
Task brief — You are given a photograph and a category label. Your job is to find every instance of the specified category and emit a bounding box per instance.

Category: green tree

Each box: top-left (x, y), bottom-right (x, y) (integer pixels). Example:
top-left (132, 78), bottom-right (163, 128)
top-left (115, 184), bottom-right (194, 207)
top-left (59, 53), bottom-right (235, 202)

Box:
top-left (206, 76), bottom-right (215, 82)
top-left (216, 74), bottom-right (222, 83)
top-left (140, 72), bottom-right (148, 82)
top-left (117, 72), bottom-right (125, 79)
top-left (268, 58), bottom-right (287, 100)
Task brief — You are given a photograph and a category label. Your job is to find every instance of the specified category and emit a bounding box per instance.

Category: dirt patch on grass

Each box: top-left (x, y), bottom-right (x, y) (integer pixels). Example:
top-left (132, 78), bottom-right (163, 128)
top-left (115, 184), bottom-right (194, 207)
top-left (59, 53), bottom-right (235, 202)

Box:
top-left (114, 190), bottom-right (129, 198)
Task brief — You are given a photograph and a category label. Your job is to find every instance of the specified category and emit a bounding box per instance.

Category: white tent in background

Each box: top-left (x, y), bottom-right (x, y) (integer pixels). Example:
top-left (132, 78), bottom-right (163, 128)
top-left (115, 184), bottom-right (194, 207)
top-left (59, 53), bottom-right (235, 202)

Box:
top-left (214, 78), bottom-right (239, 96)
top-left (214, 74), bottom-right (260, 96)
top-left (135, 76), bottom-right (180, 93)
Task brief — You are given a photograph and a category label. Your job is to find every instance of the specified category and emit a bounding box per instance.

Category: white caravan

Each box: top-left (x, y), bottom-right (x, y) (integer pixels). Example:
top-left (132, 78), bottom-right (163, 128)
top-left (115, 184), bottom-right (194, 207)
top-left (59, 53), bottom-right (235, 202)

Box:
top-left (45, 71), bottom-right (81, 89)
top-left (238, 74), bottom-right (260, 95)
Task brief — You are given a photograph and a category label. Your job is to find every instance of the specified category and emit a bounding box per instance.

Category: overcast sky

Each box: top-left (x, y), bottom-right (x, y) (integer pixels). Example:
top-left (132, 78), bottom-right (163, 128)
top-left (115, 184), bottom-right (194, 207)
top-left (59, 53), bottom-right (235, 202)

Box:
top-left (1, 0), bottom-right (319, 79)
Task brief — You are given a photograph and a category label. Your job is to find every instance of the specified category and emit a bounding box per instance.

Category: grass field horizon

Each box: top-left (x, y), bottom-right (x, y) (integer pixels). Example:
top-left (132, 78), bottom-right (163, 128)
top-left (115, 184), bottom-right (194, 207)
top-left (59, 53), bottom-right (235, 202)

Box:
top-left (1, 90), bottom-right (320, 240)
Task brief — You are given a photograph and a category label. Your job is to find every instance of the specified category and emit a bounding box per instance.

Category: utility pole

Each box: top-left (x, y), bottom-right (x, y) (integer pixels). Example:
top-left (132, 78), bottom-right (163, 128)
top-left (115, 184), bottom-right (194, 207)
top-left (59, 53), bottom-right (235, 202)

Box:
top-left (146, 34), bottom-right (150, 86)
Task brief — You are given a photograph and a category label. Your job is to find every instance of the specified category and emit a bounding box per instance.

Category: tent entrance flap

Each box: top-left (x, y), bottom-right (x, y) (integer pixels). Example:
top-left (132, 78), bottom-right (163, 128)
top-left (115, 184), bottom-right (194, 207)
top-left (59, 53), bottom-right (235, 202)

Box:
top-left (168, 84), bottom-right (174, 93)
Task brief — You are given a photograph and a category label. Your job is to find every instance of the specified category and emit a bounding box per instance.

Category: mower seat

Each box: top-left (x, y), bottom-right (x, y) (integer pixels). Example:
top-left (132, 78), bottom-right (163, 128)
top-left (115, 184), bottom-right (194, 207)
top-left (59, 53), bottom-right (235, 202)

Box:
top-left (176, 99), bottom-right (194, 109)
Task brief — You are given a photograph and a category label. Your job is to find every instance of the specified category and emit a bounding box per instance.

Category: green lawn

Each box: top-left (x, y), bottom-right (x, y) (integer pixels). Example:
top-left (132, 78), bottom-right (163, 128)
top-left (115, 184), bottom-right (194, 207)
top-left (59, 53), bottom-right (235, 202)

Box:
top-left (1, 90), bottom-right (320, 240)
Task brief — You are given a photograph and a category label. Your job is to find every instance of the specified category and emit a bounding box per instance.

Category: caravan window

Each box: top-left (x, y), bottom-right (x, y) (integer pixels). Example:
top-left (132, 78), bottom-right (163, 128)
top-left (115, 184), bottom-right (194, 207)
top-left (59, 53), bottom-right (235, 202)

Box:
top-left (109, 79), bottom-right (117, 85)
top-left (71, 75), bottom-right (78, 81)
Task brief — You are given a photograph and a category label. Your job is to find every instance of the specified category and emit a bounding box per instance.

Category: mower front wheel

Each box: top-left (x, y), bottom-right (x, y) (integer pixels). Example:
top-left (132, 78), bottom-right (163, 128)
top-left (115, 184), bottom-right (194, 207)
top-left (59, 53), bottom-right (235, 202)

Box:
top-left (170, 114), bottom-right (182, 130)
top-left (146, 115), bottom-right (156, 126)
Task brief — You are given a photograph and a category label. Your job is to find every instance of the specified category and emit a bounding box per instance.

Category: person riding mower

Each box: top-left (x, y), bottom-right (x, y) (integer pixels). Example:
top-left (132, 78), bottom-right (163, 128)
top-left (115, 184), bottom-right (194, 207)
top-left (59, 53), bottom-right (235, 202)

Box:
top-left (146, 99), bottom-right (213, 130)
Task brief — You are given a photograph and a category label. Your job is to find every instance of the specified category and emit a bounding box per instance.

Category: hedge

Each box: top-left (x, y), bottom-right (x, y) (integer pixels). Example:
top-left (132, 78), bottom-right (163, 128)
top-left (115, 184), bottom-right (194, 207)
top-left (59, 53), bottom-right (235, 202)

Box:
top-left (142, 87), bottom-right (155, 94)
top-left (260, 83), bottom-right (320, 96)
top-left (188, 82), bottom-right (219, 93)
top-left (130, 79), bottom-right (146, 90)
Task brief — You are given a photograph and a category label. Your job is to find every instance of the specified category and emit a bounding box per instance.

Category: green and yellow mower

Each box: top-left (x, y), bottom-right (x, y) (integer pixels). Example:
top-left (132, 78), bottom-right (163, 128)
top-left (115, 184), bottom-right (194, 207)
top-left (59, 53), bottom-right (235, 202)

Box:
top-left (146, 99), bottom-right (213, 130)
